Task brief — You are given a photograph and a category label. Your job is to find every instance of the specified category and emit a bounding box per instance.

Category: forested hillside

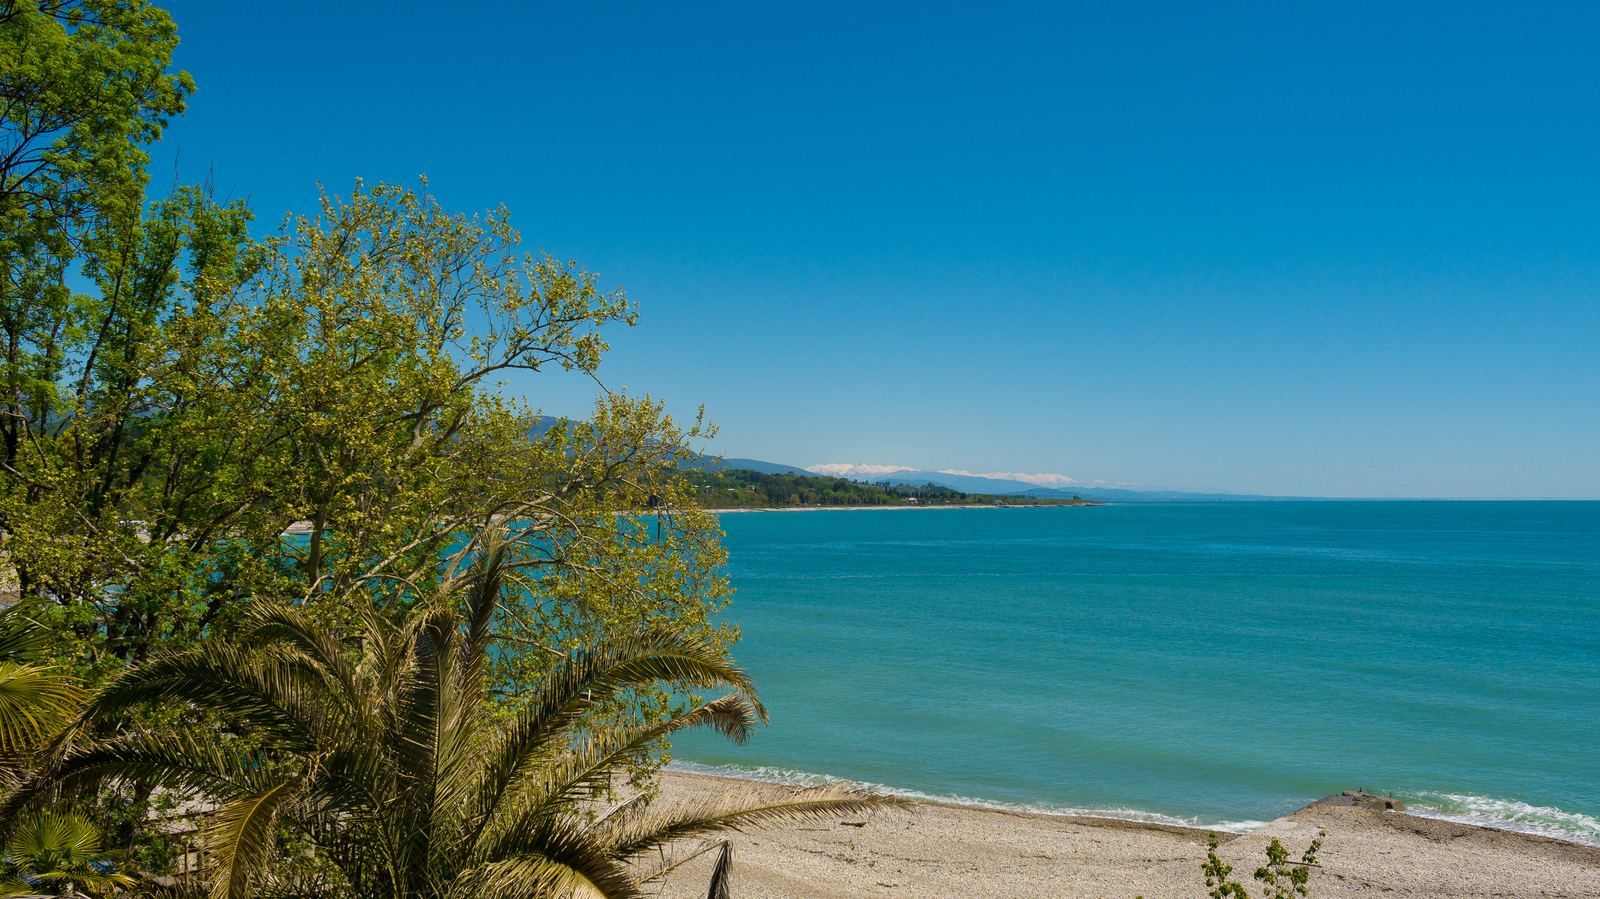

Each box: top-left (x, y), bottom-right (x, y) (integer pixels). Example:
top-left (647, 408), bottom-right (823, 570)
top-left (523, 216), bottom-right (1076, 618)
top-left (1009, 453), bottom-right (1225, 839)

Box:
top-left (686, 469), bottom-right (1101, 508)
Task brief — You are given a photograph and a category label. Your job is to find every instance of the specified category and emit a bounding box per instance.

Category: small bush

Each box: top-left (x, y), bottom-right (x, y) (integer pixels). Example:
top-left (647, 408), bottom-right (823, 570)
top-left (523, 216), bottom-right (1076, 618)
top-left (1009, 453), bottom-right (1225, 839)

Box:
top-left (1201, 830), bottom-right (1326, 899)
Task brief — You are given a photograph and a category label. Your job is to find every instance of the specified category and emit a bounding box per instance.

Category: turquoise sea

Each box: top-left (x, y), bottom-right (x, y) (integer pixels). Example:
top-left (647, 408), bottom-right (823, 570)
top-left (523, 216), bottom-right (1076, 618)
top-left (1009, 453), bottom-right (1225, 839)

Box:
top-left (669, 502), bottom-right (1600, 844)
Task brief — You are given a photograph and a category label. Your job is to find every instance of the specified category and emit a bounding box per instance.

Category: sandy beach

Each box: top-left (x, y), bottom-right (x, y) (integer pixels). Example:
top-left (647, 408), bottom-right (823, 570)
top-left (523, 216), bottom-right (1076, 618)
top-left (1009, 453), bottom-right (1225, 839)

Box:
top-left (703, 503), bottom-right (1100, 513)
top-left (648, 771), bottom-right (1600, 899)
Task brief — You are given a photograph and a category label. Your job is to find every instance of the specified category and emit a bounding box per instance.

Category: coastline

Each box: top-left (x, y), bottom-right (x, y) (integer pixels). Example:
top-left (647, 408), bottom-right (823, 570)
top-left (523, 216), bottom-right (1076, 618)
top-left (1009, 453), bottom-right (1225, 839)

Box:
top-left (701, 502), bottom-right (1103, 513)
top-left (649, 770), bottom-right (1600, 898)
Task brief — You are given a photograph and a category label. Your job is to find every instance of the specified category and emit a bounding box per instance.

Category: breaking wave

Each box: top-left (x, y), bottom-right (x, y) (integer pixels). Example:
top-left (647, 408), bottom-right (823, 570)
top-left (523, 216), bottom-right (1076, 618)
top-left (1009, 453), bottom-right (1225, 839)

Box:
top-left (665, 760), bottom-right (1269, 834)
top-left (1400, 792), bottom-right (1600, 847)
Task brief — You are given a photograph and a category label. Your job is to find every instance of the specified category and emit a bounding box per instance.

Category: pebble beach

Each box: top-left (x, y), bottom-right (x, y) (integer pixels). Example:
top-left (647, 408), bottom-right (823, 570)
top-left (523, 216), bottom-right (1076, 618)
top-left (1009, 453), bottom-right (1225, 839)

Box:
top-left (650, 771), bottom-right (1600, 899)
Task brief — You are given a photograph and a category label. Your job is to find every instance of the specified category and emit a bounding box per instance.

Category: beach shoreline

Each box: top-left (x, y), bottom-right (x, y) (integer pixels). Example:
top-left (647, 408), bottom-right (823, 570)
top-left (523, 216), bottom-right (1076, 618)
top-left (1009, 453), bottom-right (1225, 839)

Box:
top-left (701, 502), bottom-right (1103, 513)
top-left (649, 770), bottom-right (1600, 898)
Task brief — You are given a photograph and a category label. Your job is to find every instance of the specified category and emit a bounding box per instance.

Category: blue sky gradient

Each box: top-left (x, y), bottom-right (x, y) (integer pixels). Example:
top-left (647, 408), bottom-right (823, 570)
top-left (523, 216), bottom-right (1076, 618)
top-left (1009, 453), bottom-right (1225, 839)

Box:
top-left (156, 1), bottom-right (1600, 497)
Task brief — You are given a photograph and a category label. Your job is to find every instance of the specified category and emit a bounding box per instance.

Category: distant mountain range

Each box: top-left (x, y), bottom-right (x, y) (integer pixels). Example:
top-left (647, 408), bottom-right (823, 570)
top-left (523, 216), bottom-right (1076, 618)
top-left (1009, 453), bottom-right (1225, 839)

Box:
top-left (1014, 485), bottom-right (1322, 502)
top-left (528, 420), bottom-right (1314, 502)
top-left (699, 456), bottom-right (1321, 502)
top-left (711, 458), bottom-right (813, 476)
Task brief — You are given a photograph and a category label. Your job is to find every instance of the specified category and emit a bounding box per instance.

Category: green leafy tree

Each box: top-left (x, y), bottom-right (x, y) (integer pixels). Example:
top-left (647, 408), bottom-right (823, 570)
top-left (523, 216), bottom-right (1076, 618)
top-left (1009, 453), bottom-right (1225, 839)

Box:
top-left (1, 0), bottom-right (193, 539)
top-left (2, 179), bottom-right (730, 686)
top-left (1202, 833), bottom-right (1251, 899)
top-left (1, 0), bottom-right (741, 873)
top-left (1, 178), bottom-right (735, 863)
top-left (8, 546), bottom-right (904, 898)
top-left (0, 1), bottom-right (189, 223)
top-left (1, 0), bottom-right (202, 657)
top-left (0, 187), bottom-right (257, 668)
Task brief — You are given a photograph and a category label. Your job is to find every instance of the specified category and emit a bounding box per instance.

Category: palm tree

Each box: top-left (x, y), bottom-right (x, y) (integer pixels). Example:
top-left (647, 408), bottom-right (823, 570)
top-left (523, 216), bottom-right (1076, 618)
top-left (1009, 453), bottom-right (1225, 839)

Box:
top-left (0, 610), bottom-right (124, 899)
top-left (0, 810), bottom-right (138, 898)
top-left (8, 549), bottom-right (905, 898)
top-left (0, 608), bottom-right (83, 762)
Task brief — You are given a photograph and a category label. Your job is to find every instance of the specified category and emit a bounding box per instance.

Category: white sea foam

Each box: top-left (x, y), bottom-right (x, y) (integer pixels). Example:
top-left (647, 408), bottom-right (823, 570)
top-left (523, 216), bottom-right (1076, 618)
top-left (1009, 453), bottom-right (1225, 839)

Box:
top-left (1400, 792), bottom-right (1600, 847)
top-left (665, 761), bottom-right (1268, 834)
top-left (668, 763), bottom-right (1600, 846)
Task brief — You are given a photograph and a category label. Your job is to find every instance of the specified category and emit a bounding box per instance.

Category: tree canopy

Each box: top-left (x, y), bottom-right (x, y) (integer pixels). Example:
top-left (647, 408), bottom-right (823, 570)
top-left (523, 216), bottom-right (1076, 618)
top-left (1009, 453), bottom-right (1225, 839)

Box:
top-left (2, 177), bottom-right (732, 689)
top-left (0, 0), bottom-right (734, 791)
top-left (0, 1), bottom-right (812, 890)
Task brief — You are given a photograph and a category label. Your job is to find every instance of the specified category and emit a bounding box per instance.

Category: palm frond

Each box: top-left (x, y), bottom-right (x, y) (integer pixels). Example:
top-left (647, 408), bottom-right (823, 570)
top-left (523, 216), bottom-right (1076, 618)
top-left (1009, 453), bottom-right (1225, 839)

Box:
top-left (7, 809), bottom-right (103, 859)
top-left (535, 693), bottom-right (761, 817)
top-left (0, 662), bottom-right (83, 754)
top-left (468, 692), bottom-right (759, 870)
top-left (202, 776), bottom-right (307, 899)
top-left (0, 878), bottom-right (51, 899)
top-left (616, 785), bottom-right (913, 865)
top-left (458, 536), bottom-right (508, 694)
top-left (658, 691), bottom-right (762, 746)
top-left (595, 792), bottom-right (652, 828)
top-left (0, 610), bottom-right (50, 665)
top-left (1, 728), bottom-right (277, 824)
top-left (241, 603), bottom-right (365, 708)
top-left (705, 840), bottom-right (733, 899)
top-left (4, 810), bottom-right (138, 895)
top-left (2, 529), bottom-right (879, 899)
top-left (391, 612), bottom-right (445, 751)
top-left (638, 841), bottom-right (737, 899)
top-left (461, 825), bottom-right (642, 899)
top-left (299, 743), bottom-right (393, 820)
top-left (470, 633), bottom-right (761, 836)
top-left (385, 609), bottom-right (451, 875)
top-left (86, 645), bottom-right (332, 750)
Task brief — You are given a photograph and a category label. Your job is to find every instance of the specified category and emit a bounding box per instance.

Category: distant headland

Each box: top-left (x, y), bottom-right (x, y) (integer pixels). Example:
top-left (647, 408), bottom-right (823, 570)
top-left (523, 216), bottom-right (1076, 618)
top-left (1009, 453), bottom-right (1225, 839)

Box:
top-left (695, 455), bottom-right (1310, 503)
top-left (684, 465), bottom-right (1102, 509)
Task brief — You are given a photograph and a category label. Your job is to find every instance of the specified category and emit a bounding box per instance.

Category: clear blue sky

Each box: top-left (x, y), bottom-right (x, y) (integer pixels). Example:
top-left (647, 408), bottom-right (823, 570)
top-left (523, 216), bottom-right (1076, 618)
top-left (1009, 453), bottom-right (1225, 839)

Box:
top-left (157, 1), bottom-right (1599, 498)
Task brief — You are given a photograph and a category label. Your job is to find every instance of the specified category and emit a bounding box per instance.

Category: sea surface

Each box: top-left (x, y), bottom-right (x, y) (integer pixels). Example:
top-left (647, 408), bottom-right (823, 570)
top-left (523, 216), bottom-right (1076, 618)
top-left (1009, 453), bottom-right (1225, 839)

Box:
top-left (669, 502), bottom-right (1600, 845)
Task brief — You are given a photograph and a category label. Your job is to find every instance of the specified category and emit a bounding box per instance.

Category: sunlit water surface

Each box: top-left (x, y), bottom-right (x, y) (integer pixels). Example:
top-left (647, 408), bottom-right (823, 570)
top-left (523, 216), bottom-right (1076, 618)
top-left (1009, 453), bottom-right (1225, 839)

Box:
top-left (670, 502), bottom-right (1600, 844)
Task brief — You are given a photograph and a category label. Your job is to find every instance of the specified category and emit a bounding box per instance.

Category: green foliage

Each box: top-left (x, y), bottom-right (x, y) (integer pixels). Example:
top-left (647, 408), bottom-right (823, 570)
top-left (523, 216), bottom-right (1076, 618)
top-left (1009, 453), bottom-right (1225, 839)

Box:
top-left (690, 469), bottom-right (899, 507)
top-left (0, 605), bottom-right (81, 760)
top-left (1, 809), bottom-right (136, 898)
top-left (1202, 830), bottom-right (1325, 899)
top-left (1, 177), bottom-right (732, 686)
top-left (1, 175), bottom-right (736, 869)
top-left (1252, 831), bottom-right (1323, 899)
top-left (0, 0), bottom-right (191, 242)
top-left (1, 0), bottom-right (213, 669)
top-left (0, 1), bottom-right (775, 887)
top-left (0, 2), bottom-right (193, 504)
top-left (10, 545), bottom-right (905, 898)
top-left (1, 187), bottom-right (258, 669)
top-left (1203, 833), bottom-right (1251, 899)
top-left (2, 0), bottom-right (736, 867)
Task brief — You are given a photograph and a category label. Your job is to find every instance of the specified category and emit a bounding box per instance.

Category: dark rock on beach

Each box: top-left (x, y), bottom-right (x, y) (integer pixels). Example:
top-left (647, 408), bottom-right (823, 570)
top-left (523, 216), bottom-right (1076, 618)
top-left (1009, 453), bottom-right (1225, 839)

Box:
top-left (1314, 790), bottom-right (1408, 812)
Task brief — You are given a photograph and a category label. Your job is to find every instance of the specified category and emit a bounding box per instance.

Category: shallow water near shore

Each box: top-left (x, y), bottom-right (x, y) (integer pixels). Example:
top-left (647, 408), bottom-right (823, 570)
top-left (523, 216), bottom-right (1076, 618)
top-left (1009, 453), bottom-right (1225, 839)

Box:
top-left (669, 502), bottom-right (1600, 844)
